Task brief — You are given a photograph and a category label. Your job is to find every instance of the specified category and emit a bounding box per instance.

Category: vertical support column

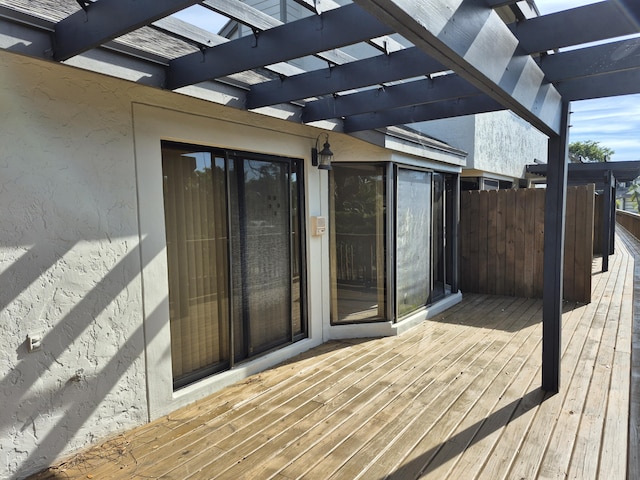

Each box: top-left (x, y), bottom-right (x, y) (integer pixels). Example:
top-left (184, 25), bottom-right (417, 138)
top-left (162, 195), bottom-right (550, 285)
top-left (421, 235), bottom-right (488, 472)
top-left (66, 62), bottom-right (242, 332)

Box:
top-left (451, 174), bottom-right (460, 294)
top-left (602, 170), bottom-right (612, 272)
top-left (542, 101), bottom-right (571, 393)
top-left (610, 174), bottom-right (616, 254)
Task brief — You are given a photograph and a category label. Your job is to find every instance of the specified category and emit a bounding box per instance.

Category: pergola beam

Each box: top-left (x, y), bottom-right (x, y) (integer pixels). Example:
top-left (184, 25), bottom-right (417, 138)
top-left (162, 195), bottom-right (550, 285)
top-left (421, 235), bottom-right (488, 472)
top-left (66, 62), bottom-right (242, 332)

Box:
top-left (167, 3), bottom-right (392, 90)
top-left (302, 74), bottom-right (480, 123)
top-left (247, 47), bottom-right (445, 109)
top-left (540, 38), bottom-right (640, 83)
top-left (54, 0), bottom-right (200, 61)
top-left (353, 0), bottom-right (563, 137)
top-left (511, 1), bottom-right (640, 54)
top-left (343, 94), bottom-right (503, 132)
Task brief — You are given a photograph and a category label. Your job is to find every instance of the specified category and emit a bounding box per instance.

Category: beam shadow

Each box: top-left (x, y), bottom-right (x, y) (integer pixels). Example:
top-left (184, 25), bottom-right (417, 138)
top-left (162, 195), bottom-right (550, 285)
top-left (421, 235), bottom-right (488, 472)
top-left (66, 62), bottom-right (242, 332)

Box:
top-left (1, 236), bottom-right (162, 478)
top-left (383, 387), bottom-right (550, 480)
top-left (15, 302), bottom-right (166, 480)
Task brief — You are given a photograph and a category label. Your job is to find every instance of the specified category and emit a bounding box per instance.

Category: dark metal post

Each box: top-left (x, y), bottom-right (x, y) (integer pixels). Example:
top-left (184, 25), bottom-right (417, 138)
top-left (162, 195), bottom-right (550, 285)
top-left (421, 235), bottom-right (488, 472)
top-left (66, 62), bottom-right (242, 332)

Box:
top-left (610, 174), bottom-right (616, 254)
top-left (452, 174), bottom-right (460, 294)
top-left (602, 170), bottom-right (612, 272)
top-left (542, 101), bottom-right (570, 393)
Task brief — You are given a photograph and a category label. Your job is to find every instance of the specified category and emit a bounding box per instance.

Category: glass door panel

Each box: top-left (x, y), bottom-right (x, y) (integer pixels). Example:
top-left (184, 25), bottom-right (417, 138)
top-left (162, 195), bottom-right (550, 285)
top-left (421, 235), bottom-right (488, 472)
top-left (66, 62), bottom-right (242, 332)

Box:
top-left (162, 146), bottom-right (230, 389)
top-left (230, 158), bottom-right (293, 358)
top-left (396, 169), bottom-right (432, 317)
top-left (330, 164), bottom-right (386, 323)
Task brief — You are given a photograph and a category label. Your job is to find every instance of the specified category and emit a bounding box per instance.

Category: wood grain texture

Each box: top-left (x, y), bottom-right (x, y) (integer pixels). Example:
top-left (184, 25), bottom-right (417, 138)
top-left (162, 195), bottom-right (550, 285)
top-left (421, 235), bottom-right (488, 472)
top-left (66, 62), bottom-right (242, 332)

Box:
top-left (460, 187), bottom-right (594, 302)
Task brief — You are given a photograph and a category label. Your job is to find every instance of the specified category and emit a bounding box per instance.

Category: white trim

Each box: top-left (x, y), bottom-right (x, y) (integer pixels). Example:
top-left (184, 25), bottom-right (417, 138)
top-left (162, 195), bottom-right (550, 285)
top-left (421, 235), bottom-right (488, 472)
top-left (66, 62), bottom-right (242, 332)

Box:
top-left (326, 292), bottom-right (463, 340)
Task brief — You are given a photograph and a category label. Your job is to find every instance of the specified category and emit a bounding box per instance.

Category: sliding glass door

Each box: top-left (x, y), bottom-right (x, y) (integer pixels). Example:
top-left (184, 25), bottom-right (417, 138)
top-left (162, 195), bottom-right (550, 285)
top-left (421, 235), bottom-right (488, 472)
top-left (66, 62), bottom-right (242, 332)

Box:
top-left (229, 157), bottom-right (299, 359)
top-left (162, 142), bottom-right (306, 389)
top-left (330, 163), bottom-right (458, 324)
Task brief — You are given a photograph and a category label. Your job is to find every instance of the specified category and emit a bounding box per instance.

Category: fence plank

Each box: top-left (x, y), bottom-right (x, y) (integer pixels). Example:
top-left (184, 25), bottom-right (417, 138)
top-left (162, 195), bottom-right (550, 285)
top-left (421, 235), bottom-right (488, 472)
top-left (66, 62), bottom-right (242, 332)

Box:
top-left (564, 185), bottom-right (578, 302)
top-left (533, 188), bottom-right (545, 298)
top-left (523, 188), bottom-right (536, 298)
top-left (514, 189), bottom-right (526, 297)
top-left (479, 192), bottom-right (489, 293)
top-left (505, 189), bottom-right (516, 297)
top-left (487, 191), bottom-right (498, 294)
top-left (496, 190), bottom-right (507, 295)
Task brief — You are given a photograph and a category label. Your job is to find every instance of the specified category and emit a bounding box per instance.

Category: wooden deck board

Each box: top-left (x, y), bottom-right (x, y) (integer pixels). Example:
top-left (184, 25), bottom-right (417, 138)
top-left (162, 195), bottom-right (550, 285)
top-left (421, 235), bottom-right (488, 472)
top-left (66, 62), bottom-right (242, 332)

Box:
top-left (30, 231), bottom-right (639, 480)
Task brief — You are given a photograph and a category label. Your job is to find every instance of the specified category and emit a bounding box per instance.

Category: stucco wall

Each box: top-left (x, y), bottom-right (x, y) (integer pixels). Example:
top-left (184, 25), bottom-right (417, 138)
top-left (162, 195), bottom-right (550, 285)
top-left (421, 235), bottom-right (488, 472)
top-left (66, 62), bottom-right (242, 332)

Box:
top-left (418, 111), bottom-right (548, 180)
top-left (415, 115), bottom-right (477, 168)
top-left (474, 111), bottom-right (548, 179)
top-left (0, 50), bottom-right (465, 479)
top-left (0, 55), bottom-right (146, 478)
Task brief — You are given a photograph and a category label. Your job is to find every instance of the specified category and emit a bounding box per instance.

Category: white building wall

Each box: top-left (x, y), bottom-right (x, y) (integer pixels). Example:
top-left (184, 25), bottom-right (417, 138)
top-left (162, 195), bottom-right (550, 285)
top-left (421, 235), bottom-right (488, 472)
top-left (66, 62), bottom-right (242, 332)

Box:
top-left (0, 55), bottom-right (147, 479)
top-left (473, 111), bottom-right (548, 180)
top-left (0, 51), bottom-right (464, 479)
top-left (415, 115), bottom-right (477, 168)
top-left (417, 111), bottom-right (548, 182)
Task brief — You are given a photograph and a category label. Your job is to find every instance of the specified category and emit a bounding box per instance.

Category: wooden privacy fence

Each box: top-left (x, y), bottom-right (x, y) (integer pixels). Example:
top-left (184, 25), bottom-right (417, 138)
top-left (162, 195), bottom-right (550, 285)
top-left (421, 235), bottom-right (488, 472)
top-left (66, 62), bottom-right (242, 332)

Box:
top-left (460, 185), bottom-right (595, 303)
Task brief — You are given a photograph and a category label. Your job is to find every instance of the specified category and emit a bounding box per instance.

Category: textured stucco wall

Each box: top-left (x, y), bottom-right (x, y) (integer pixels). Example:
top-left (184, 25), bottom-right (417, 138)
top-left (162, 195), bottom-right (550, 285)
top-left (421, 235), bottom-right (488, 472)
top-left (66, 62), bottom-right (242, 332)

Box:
top-left (0, 56), bottom-right (147, 479)
top-left (415, 115), bottom-right (477, 168)
top-left (418, 111), bottom-right (548, 180)
top-left (474, 111), bottom-right (548, 179)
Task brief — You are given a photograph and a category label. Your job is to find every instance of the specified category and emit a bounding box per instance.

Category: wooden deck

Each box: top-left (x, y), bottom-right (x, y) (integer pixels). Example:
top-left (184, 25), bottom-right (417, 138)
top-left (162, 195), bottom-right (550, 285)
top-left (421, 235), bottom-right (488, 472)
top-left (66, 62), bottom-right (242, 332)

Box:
top-left (32, 230), bottom-right (639, 480)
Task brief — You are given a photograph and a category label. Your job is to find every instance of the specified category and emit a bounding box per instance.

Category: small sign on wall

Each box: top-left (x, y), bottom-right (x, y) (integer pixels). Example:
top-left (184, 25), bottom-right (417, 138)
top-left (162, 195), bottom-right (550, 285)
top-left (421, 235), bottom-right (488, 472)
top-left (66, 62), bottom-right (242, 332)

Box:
top-left (311, 216), bottom-right (326, 236)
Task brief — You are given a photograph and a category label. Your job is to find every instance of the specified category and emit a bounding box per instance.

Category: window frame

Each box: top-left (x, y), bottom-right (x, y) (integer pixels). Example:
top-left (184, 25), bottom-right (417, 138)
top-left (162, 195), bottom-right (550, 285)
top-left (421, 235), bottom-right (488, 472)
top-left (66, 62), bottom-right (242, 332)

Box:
top-left (161, 141), bottom-right (309, 390)
top-left (329, 161), bottom-right (457, 325)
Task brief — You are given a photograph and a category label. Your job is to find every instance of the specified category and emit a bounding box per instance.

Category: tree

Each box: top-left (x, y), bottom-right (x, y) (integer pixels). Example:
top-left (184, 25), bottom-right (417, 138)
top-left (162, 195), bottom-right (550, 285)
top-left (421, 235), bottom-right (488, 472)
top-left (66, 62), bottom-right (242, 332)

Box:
top-left (568, 140), bottom-right (614, 162)
top-left (629, 180), bottom-right (640, 214)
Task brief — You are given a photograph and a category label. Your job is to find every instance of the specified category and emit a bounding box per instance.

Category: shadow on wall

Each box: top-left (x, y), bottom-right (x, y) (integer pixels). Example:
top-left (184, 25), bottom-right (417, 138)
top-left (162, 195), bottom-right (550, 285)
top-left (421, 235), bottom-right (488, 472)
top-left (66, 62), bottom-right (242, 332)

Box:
top-left (0, 235), bottom-right (162, 479)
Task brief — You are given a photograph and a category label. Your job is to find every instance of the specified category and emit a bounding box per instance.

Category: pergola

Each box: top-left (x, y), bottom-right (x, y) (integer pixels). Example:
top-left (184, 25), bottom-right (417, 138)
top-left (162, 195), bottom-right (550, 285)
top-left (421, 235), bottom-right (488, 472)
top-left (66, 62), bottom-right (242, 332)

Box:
top-left (1, 0), bottom-right (638, 393)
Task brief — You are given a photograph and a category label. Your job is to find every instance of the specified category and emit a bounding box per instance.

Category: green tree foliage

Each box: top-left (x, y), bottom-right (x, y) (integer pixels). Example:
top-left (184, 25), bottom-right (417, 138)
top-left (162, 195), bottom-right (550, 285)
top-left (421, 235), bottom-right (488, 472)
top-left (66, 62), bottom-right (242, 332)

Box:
top-left (629, 180), bottom-right (640, 214)
top-left (569, 140), bottom-right (614, 162)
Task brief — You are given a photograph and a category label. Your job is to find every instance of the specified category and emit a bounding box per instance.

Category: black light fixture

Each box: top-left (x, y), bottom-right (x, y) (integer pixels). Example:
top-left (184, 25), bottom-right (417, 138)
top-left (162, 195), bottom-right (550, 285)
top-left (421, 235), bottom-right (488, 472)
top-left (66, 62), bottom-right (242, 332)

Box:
top-left (311, 133), bottom-right (333, 170)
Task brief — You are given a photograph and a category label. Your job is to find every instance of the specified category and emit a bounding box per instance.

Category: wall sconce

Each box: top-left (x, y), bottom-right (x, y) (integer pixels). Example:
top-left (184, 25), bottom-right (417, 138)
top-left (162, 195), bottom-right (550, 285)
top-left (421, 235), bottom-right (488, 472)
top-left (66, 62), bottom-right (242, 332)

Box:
top-left (311, 133), bottom-right (333, 170)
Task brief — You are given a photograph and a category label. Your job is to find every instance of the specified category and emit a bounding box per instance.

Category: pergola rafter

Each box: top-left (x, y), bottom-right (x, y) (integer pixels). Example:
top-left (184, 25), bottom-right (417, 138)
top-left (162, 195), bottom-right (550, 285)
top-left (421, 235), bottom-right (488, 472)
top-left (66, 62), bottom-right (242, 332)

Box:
top-left (54, 0), bottom-right (201, 61)
top-left (511, 0), bottom-right (640, 54)
top-left (246, 47), bottom-right (446, 109)
top-left (301, 74), bottom-right (481, 123)
top-left (166, 3), bottom-right (393, 89)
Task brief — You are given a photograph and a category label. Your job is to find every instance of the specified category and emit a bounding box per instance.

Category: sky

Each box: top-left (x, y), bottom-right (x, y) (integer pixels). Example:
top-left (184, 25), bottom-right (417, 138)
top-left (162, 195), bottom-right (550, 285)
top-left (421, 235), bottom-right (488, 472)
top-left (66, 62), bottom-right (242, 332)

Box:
top-left (534, 0), bottom-right (639, 161)
top-left (174, 1), bottom-right (639, 161)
